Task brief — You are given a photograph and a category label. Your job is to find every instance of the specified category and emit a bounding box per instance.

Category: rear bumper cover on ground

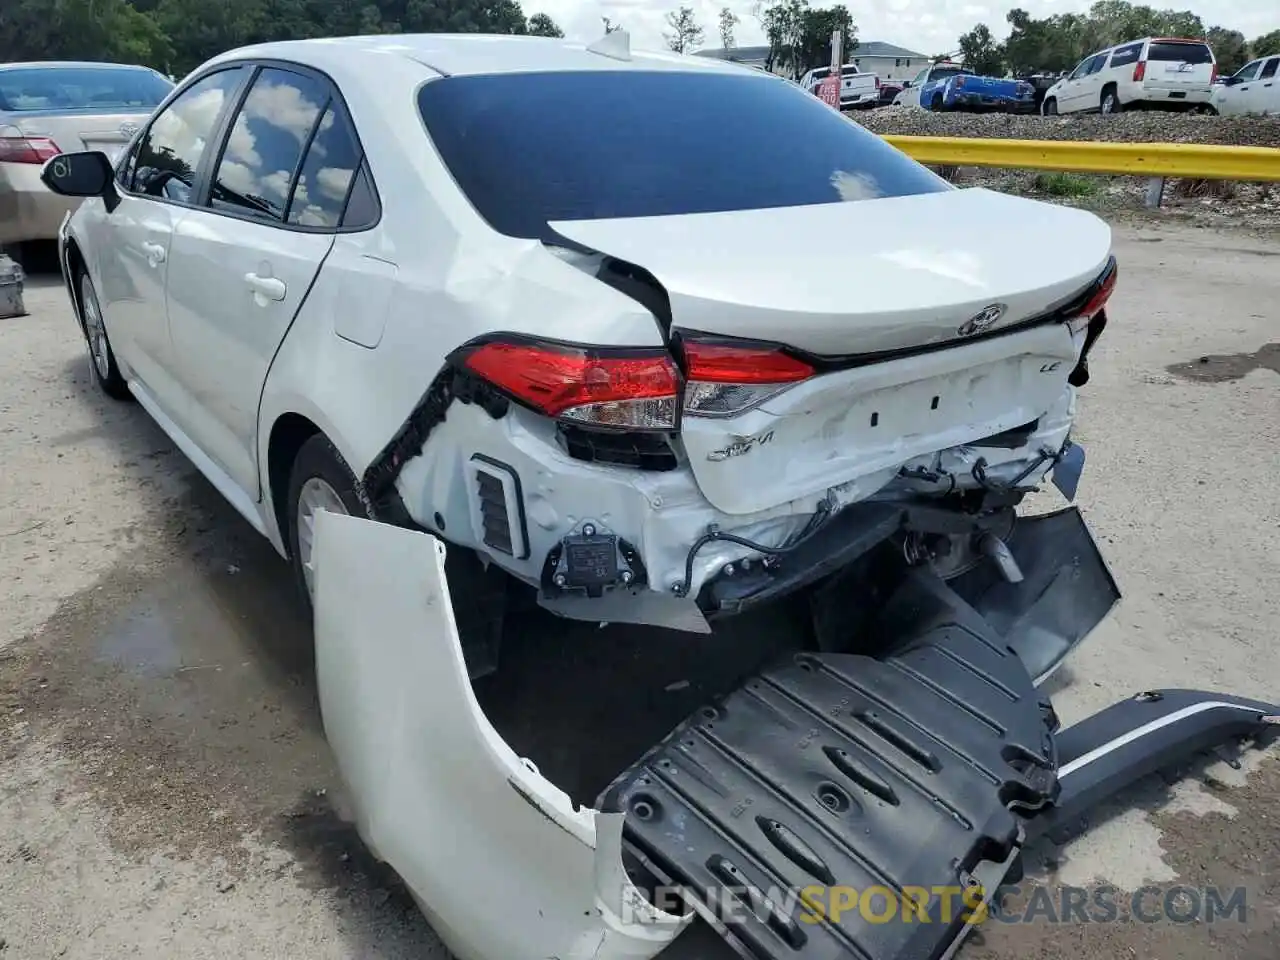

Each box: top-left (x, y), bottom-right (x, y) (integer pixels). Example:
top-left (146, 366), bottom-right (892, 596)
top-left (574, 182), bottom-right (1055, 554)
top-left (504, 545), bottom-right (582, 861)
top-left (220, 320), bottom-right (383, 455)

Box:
top-left (311, 510), bottom-right (1276, 960)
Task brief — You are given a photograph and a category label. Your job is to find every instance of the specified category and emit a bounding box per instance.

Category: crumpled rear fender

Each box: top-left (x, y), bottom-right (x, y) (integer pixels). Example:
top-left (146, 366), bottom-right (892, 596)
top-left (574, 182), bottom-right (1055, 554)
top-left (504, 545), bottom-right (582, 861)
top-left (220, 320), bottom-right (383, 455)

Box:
top-left (311, 511), bottom-right (691, 960)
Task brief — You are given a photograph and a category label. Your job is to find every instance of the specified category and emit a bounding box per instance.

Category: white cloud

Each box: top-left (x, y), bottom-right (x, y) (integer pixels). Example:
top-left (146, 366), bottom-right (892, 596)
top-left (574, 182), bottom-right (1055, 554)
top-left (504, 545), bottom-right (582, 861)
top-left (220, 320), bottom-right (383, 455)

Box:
top-left (533, 0), bottom-right (1275, 61)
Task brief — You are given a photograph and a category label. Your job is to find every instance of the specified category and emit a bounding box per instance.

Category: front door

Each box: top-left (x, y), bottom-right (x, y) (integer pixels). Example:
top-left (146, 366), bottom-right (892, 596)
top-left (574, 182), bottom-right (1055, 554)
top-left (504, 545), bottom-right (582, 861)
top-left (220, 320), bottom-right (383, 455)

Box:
top-left (92, 67), bottom-right (247, 412)
top-left (164, 65), bottom-right (363, 497)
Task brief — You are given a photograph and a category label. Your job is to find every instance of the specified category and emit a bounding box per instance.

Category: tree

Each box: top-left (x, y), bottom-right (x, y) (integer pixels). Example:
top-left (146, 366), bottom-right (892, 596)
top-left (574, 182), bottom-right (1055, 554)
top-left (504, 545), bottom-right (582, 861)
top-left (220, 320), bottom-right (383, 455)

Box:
top-left (1254, 30), bottom-right (1280, 58)
top-left (757, 0), bottom-right (855, 79)
top-left (663, 6), bottom-right (704, 54)
top-left (718, 6), bottom-right (739, 50)
top-left (956, 23), bottom-right (1004, 76)
top-left (1206, 27), bottom-right (1248, 74)
top-left (526, 12), bottom-right (563, 36)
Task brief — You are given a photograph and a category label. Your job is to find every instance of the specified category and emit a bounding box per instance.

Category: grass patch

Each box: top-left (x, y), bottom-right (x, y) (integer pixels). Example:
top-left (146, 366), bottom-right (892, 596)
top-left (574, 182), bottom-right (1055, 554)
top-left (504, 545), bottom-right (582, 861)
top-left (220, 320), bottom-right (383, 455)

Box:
top-left (1033, 172), bottom-right (1100, 197)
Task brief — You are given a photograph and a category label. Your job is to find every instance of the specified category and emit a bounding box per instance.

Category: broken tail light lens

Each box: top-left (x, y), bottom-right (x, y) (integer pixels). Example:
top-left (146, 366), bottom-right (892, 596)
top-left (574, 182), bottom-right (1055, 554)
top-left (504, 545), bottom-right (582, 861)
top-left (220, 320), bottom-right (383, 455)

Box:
top-left (459, 339), bottom-right (680, 430)
top-left (1066, 259), bottom-right (1118, 335)
top-left (681, 339), bottom-right (815, 418)
top-left (0, 135), bottom-right (61, 164)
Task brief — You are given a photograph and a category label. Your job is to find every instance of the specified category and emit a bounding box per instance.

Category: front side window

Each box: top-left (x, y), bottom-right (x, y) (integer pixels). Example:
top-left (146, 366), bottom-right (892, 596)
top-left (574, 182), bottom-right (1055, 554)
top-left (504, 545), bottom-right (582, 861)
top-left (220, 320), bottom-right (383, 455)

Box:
top-left (1234, 60), bottom-right (1263, 81)
top-left (208, 67), bottom-right (328, 223)
top-left (1086, 54), bottom-right (1108, 75)
top-left (417, 70), bottom-right (950, 242)
top-left (0, 66), bottom-right (172, 112)
top-left (132, 68), bottom-right (244, 203)
top-left (1068, 58), bottom-right (1091, 80)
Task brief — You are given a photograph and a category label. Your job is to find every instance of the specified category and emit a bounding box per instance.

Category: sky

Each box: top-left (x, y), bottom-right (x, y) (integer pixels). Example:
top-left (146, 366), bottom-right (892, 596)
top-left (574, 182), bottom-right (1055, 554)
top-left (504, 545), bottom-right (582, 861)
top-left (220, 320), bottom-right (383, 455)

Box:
top-left (528, 0), bottom-right (1278, 59)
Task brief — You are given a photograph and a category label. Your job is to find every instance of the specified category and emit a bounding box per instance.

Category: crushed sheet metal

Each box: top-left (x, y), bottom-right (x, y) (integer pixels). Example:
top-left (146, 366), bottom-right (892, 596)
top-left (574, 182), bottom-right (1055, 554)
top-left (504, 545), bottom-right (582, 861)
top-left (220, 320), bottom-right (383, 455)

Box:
top-left (310, 511), bottom-right (691, 960)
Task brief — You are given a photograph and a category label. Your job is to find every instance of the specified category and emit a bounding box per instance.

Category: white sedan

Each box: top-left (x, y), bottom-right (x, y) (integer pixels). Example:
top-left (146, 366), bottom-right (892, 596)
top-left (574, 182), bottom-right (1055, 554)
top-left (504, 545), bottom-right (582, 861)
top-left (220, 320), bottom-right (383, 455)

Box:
top-left (42, 32), bottom-right (1118, 960)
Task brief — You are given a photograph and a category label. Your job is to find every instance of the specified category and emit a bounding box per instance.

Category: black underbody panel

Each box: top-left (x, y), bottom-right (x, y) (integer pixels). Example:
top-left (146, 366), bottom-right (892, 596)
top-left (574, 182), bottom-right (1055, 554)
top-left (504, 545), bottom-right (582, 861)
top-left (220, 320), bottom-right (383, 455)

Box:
top-left (599, 570), bottom-right (1061, 960)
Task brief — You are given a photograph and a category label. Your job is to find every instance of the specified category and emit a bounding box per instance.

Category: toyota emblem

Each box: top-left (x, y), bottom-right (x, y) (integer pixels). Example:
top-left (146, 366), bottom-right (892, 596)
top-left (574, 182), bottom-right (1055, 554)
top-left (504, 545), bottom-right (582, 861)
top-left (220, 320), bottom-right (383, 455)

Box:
top-left (119, 120), bottom-right (140, 138)
top-left (957, 304), bottom-right (1006, 337)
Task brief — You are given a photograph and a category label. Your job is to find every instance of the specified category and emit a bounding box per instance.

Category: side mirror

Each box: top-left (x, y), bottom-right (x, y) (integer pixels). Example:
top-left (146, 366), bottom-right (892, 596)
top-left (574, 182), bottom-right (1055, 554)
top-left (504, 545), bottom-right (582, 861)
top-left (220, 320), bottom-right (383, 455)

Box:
top-left (1222, 76), bottom-right (1242, 86)
top-left (40, 150), bottom-right (116, 200)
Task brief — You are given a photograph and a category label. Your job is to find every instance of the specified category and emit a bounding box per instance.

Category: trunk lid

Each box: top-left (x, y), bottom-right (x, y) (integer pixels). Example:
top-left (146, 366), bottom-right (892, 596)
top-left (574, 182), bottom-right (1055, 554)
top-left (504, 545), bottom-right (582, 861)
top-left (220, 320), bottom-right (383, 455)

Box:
top-left (14, 110), bottom-right (153, 165)
top-left (551, 188), bottom-right (1111, 516)
top-left (550, 187), bottom-right (1110, 356)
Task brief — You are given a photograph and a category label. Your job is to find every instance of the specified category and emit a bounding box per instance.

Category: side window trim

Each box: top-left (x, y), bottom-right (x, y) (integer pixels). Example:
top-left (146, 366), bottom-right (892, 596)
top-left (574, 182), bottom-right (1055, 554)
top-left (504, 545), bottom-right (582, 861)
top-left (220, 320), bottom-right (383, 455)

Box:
top-left (117, 65), bottom-right (251, 205)
top-left (194, 64), bottom-right (262, 210)
top-left (190, 57), bottom-right (382, 236)
top-left (282, 93), bottom-right (334, 223)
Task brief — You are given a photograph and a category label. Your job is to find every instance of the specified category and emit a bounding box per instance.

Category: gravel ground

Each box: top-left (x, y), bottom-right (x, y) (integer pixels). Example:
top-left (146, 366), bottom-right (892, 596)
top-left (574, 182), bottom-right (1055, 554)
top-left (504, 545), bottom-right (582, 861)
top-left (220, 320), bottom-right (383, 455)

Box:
top-left (854, 109), bottom-right (1280, 234)
top-left (2, 219), bottom-right (1279, 959)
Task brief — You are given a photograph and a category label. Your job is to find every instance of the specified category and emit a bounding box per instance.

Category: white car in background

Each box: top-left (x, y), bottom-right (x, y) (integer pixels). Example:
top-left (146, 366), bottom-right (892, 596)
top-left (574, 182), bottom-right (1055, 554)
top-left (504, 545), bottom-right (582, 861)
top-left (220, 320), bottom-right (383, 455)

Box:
top-left (1042, 36), bottom-right (1218, 114)
top-left (1211, 55), bottom-right (1280, 115)
top-left (42, 33), bottom-right (1120, 960)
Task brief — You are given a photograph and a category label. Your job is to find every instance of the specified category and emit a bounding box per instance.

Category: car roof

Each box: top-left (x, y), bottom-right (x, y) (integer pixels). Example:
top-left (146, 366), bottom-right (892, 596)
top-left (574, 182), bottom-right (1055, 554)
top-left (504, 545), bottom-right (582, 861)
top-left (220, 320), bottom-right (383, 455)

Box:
top-left (207, 34), bottom-right (758, 79)
top-left (0, 61), bottom-right (159, 72)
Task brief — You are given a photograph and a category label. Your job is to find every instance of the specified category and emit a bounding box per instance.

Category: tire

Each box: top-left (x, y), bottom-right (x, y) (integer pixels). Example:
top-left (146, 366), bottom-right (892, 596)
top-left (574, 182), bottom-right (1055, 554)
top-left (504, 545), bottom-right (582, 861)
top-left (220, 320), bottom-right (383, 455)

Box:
top-left (1043, 97), bottom-right (1058, 115)
top-left (77, 269), bottom-right (131, 400)
top-left (930, 94), bottom-right (945, 112)
top-left (1100, 87), bottom-right (1121, 114)
top-left (285, 434), bottom-right (369, 617)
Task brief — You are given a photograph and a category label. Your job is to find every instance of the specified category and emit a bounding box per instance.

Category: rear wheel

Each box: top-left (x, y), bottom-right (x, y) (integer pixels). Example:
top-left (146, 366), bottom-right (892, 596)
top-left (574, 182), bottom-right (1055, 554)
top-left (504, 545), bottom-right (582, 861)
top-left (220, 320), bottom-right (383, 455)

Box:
top-left (1100, 87), bottom-right (1121, 114)
top-left (285, 434), bottom-right (368, 616)
top-left (78, 270), bottom-right (130, 400)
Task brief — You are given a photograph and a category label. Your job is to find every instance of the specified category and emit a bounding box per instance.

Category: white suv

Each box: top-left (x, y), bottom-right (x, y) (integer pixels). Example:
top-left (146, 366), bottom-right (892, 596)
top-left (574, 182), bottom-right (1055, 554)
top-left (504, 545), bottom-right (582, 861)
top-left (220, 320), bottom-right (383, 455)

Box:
top-left (1042, 37), bottom-right (1217, 115)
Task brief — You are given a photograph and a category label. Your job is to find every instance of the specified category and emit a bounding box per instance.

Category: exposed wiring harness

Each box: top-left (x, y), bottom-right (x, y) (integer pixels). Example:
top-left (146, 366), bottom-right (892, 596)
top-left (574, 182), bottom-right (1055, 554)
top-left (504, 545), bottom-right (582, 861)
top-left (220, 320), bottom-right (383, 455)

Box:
top-left (670, 493), bottom-right (837, 598)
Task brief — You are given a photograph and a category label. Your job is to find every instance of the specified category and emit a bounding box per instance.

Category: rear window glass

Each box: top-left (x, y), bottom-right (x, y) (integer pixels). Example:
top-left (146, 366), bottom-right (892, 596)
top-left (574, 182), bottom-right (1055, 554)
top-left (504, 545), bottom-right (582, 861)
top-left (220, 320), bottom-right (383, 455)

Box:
top-left (1146, 42), bottom-right (1213, 64)
top-left (0, 66), bottom-right (172, 112)
top-left (417, 70), bottom-right (948, 240)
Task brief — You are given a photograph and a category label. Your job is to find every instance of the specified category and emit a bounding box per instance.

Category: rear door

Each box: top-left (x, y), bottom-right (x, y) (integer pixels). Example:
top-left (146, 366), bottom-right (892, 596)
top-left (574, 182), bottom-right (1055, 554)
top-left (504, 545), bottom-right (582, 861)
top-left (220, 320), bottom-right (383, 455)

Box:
top-left (164, 63), bottom-right (363, 497)
top-left (1143, 39), bottom-right (1216, 94)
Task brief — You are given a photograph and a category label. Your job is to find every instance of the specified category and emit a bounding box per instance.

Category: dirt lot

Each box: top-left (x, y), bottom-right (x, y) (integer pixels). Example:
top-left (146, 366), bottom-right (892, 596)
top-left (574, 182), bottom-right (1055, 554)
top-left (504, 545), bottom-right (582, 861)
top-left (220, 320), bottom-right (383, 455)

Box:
top-left (2, 219), bottom-right (1279, 959)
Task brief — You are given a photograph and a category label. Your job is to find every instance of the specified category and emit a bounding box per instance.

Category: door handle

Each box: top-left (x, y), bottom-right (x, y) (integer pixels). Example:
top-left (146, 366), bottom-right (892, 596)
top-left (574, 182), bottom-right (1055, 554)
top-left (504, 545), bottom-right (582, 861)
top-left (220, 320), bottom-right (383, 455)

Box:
top-left (141, 241), bottom-right (166, 265)
top-left (245, 272), bottom-right (286, 301)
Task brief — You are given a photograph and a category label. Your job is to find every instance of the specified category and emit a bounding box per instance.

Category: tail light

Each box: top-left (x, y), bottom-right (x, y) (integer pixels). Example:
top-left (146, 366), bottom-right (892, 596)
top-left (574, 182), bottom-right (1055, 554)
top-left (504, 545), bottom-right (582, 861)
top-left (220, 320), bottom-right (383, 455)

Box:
top-left (681, 339), bottom-right (814, 418)
top-left (0, 135), bottom-right (61, 164)
top-left (1066, 260), bottom-right (1118, 335)
top-left (1210, 63), bottom-right (1218, 83)
top-left (874, 76), bottom-right (881, 90)
top-left (1133, 60), bottom-right (1146, 82)
top-left (459, 339), bottom-right (680, 430)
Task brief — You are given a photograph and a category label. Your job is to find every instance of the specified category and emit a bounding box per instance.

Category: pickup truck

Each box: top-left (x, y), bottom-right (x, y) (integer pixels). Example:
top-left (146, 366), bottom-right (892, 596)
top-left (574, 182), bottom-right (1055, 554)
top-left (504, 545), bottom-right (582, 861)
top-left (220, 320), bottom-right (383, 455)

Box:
top-left (893, 61), bottom-right (1038, 113)
top-left (799, 63), bottom-right (880, 109)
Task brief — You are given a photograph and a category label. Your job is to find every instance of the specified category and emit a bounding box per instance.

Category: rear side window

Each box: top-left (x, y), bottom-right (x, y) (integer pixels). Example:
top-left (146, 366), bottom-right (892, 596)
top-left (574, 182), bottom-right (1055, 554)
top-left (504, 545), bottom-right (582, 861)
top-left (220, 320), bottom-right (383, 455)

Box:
top-left (0, 66), bottom-right (172, 112)
top-left (286, 104), bottom-right (362, 227)
top-left (209, 67), bottom-right (328, 223)
top-left (1261, 59), bottom-right (1279, 80)
top-left (1109, 43), bottom-right (1143, 67)
top-left (132, 68), bottom-right (244, 203)
top-left (1146, 42), bottom-right (1213, 64)
top-left (417, 70), bottom-right (949, 241)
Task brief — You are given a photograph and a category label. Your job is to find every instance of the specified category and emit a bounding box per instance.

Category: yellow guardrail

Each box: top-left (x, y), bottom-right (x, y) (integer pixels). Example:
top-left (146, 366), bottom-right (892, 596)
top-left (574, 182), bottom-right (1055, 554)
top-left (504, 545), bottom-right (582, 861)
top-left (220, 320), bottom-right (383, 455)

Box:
top-left (881, 136), bottom-right (1280, 182)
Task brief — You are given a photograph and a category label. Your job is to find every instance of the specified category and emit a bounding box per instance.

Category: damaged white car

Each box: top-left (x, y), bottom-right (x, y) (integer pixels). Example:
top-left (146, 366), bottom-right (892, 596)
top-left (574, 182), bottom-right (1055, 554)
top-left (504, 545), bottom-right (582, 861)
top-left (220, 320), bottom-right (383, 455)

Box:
top-left (46, 31), bottom-right (1279, 960)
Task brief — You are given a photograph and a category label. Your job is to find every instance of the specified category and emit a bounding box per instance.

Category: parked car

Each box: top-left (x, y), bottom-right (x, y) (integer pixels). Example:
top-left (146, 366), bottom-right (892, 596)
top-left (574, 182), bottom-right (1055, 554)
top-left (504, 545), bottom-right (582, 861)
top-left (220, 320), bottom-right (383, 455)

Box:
top-left (891, 61), bottom-right (970, 108)
top-left (926, 71), bottom-right (1038, 113)
top-left (1017, 72), bottom-right (1065, 111)
top-left (874, 79), bottom-right (903, 106)
top-left (1041, 37), bottom-right (1218, 115)
top-left (798, 63), bottom-right (880, 109)
top-left (0, 61), bottom-right (172, 254)
top-left (1211, 55), bottom-right (1280, 115)
top-left (41, 34), bottom-right (1126, 960)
